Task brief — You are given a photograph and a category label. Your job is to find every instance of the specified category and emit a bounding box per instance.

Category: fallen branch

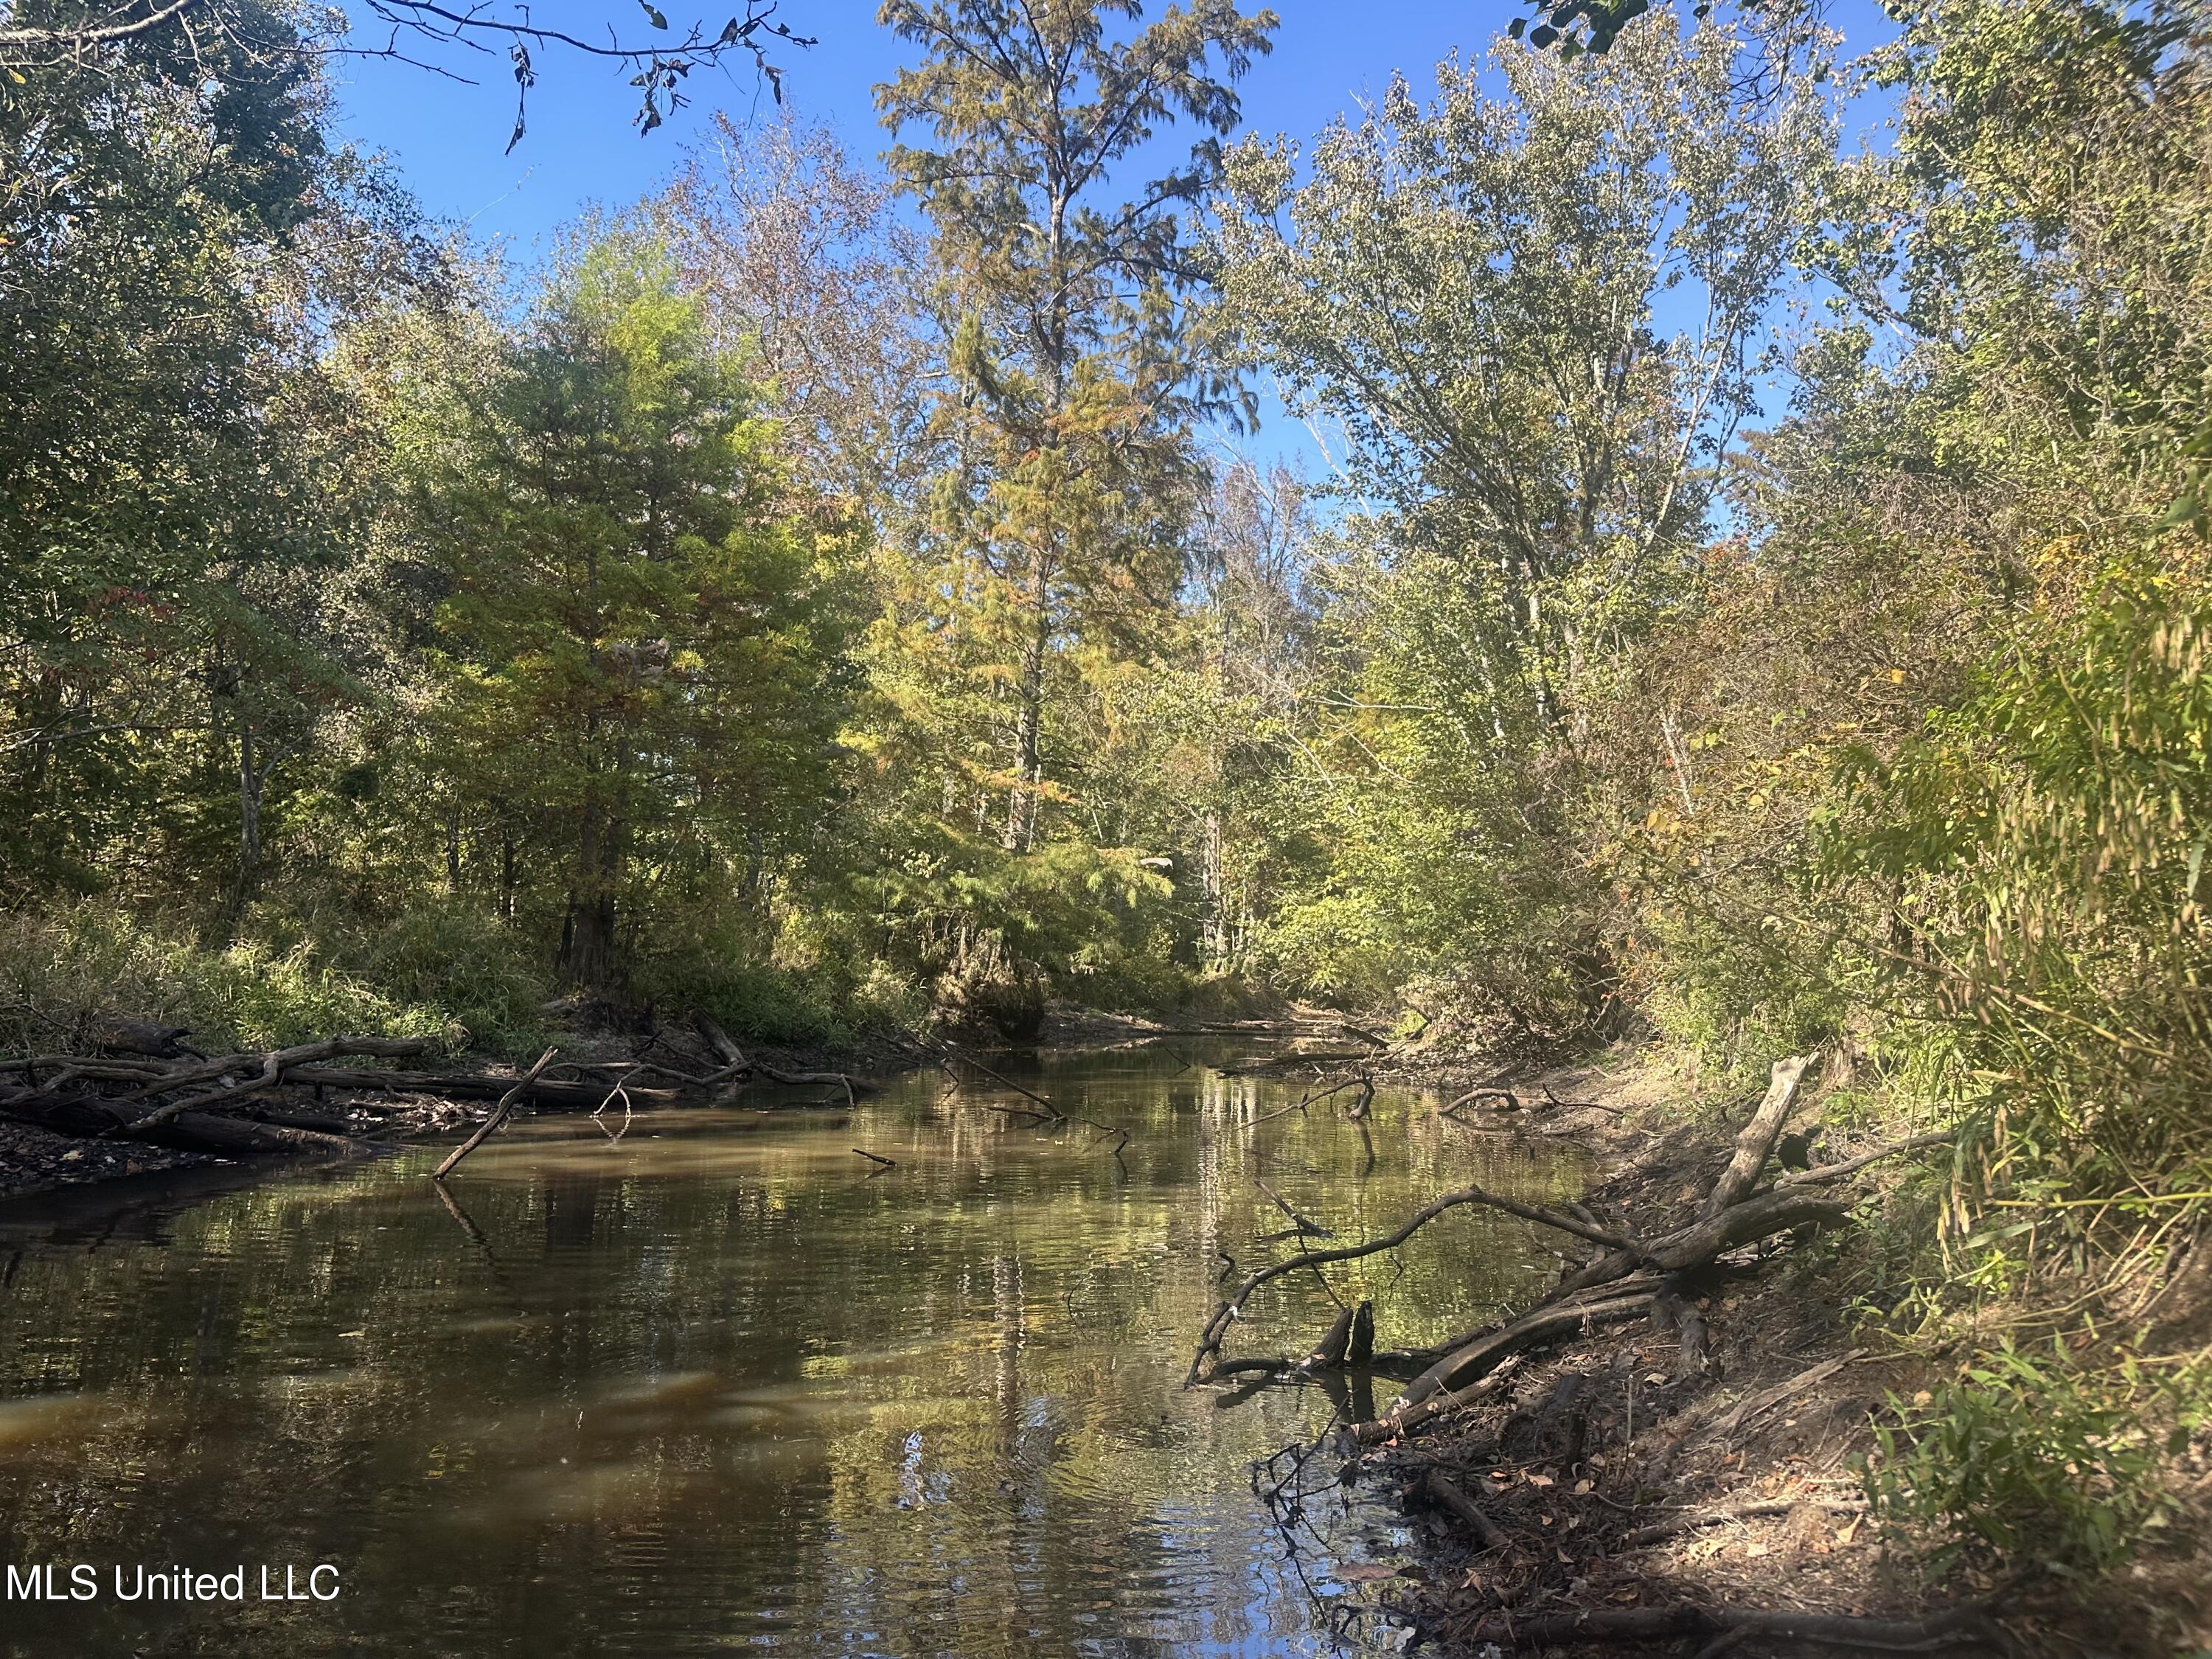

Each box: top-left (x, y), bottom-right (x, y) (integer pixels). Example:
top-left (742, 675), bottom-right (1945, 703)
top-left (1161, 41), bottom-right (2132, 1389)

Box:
top-left (431, 1048), bottom-right (558, 1180)
top-left (945, 1049), bottom-right (1055, 1112)
top-left (1703, 1053), bottom-right (1817, 1220)
top-left (107, 1036), bottom-right (429, 1110)
top-left (1256, 1176), bottom-right (1335, 1239)
top-left (1351, 1354), bottom-right (1526, 1443)
top-left (285, 1065), bottom-right (687, 1111)
top-left (0, 1088), bottom-right (362, 1158)
top-left (1189, 1184), bottom-right (1645, 1385)
top-left (1425, 1469), bottom-right (1512, 1551)
top-left (851, 1147), bottom-right (896, 1169)
top-left (1380, 1288), bottom-right (1663, 1425)
top-left (1776, 1132), bottom-right (1956, 1190)
top-left (1618, 1496), bottom-right (1868, 1549)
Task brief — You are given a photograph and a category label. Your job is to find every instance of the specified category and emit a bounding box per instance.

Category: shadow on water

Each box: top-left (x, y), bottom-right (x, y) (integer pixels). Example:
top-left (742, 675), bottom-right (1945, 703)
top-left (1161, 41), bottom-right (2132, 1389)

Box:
top-left (0, 1043), bottom-right (1584, 1658)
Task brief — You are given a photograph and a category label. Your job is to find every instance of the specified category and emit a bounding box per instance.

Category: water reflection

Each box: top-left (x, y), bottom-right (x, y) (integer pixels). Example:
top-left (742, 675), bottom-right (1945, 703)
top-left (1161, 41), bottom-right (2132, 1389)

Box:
top-left (0, 1045), bottom-right (1581, 1657)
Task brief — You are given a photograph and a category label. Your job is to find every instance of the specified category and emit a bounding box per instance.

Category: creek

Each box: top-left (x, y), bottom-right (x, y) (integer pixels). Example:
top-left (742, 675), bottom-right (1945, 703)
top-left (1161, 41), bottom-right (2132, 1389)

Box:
top-left (0, 1043), bottom-right (1583, 1657)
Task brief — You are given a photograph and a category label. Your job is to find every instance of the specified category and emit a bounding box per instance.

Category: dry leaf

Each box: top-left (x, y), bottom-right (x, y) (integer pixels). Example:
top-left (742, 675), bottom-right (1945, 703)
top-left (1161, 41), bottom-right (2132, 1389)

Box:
top-left (1835, 1518), bottom-right (1861, 1546)
top-left (1573, 1478), bottom-right (1593, 1495)
top-left (1526, 1472), bottom-right (1556, 1488)
top-left (1339, 1564), bottom-right (1400, 1584)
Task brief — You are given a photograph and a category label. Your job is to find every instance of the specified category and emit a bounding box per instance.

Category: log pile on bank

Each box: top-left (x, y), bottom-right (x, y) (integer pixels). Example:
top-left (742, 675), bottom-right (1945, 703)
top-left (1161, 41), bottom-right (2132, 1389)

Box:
top-left (0, 1013), bottom-right (880, 1163)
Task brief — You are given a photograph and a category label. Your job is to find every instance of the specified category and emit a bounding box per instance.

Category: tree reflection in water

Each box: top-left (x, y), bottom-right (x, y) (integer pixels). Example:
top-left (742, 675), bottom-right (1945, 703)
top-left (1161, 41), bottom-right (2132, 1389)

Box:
top-left (0, 1045), bottom-right (1580, 1657)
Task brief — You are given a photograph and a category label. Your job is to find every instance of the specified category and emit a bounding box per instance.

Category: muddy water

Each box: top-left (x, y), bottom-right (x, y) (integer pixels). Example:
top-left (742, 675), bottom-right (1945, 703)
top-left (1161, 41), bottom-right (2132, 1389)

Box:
top-left (0, 1046), bottom-right (1581, 1658)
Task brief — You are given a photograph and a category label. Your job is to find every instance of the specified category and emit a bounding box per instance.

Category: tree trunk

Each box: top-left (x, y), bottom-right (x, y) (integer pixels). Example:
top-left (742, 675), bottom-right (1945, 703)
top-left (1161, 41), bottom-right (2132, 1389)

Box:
top-left (1201, 807), bottom-right (1227, 964)
top-left (562, 802), bottom-right (623, 990)
top-left (237, 720), bottom-right (261, 888)
top-left (1004, 568), bottom-right (1049, 852)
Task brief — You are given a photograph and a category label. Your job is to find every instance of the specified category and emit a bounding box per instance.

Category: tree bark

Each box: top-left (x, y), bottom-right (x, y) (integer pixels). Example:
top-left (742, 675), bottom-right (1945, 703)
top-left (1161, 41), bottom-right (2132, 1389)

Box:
top-left (1004, 569), bottom-right (1049, 852)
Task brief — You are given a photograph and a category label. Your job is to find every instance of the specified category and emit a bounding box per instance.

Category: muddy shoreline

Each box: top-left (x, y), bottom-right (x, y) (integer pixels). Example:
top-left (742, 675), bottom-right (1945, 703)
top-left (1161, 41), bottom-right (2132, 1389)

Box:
top-left (1288, 1046), bottom-right (2193, 1659)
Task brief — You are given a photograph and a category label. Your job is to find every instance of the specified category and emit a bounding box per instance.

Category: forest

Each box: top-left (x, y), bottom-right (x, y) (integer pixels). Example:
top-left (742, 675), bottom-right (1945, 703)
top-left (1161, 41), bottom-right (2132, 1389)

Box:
top-left (7, 0), bottom-right (2212, 1647)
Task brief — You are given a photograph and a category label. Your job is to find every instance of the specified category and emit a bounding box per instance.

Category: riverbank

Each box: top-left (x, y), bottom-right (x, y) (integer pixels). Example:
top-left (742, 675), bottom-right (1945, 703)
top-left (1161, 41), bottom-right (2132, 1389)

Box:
top-left (1323, 1044), bottom-right (2212, 1658)
top-left (0, 1023), bottom-right (920, 1208)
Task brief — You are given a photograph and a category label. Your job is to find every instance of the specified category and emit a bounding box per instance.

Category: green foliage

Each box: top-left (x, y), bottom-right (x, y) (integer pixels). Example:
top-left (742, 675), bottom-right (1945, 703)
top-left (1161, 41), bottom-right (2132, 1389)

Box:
top-left (0, 904), bottom-right (478, 1054)
top-left (409, 234), bottom-right (858, 993)
top-left (852, 824), bottom-right (1183, 1023)
top-left (1868, 1341), bottom-right (2211, 1577)
top-left (874, 0), bottom-right (1273, 852)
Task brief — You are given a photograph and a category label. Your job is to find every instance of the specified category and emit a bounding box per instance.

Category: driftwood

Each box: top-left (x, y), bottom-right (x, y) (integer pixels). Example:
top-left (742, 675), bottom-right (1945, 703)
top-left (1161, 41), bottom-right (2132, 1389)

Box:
top-left (282, 1065), bottom-right (688, 1110)
top-left (0, 1088), bottom-right (362, 1157)
top-left (931, 1041), bottom-right (1057, 1113)
top-left (0, 1037), bottom-right (432, 1157)
top-left (695, 1015), bottom-right (878, 1098)
top-left (431, 1048), bottom-right (558, 1180)
top-left (1201, 1043), bottom-right (1961, 1466)
top-left (109, 1037), bottom-right (431, 1136)
top-left (106, 1037), bottom-right (428, 1109)
top-left (1703, 1054), bottom-right (1816, 1220)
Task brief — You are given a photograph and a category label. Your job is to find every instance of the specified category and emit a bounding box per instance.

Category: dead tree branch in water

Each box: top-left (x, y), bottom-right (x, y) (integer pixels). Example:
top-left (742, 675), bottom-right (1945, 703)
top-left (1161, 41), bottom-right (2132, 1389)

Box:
top-left (431, 1048), bottom-right (559, 1180)
top-left (1187, 1182), bottom-right (1641, 1385)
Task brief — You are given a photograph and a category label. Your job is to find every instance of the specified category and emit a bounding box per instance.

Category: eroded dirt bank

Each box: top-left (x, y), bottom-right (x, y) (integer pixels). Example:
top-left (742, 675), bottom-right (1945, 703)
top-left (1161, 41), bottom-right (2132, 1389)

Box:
top-left (1227, 1046), bottom-right (2212, 1659)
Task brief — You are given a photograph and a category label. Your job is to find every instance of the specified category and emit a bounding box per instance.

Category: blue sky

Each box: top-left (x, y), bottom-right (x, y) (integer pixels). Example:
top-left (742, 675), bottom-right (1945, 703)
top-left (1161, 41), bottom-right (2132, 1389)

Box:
top-left (330, 0), bottom-right (1904, 473)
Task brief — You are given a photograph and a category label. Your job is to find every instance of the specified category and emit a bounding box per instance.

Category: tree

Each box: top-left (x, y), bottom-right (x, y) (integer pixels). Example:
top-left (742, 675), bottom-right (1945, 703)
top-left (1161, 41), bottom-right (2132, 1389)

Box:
top-left (641, 111), bottom-right (938, 508)
top-left (408, 237), bottom-right (854, 991)
top-left (874, 0), bottom-right (1275, 852)
top-left (0, 0), bottom-right (442, 909)
top-left (0, 0), bottom-right (812, 147)
top-left (1216, 17), bottom-right (1831, 739)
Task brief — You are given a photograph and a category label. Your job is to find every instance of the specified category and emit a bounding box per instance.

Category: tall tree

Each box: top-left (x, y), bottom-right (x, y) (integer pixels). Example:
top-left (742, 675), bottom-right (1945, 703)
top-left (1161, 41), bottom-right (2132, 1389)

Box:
top-left (874, 0), bottom-right (1275, 851)
top-left (409, 237), bottom-right (853, 991)
top-left (1216, 18), bottom-right (1831, 738)
top-left (643, 112), bottom-right (939, 511)
top-left (0, 0), bottom-right (441, 909)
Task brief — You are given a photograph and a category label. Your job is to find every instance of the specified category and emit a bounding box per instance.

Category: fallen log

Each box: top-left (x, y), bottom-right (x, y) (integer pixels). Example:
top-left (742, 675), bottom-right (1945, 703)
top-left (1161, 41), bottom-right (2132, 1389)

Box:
top-left (285, 1065), bottom-right (688, 1111)
top-left (1703, 1053), bottom-right (1816, 1220)
top-left (0, 1089), bottom-right (361, 1158)
top-left (1555, 1185), bottom-right (1854, 1300)
top-left (108, 1036), bottom-right (430, 1108)
top-left (114, 1037), bottom-right (439, 1136)
top-left (1363, 1192), bottom-right (1857, 1432)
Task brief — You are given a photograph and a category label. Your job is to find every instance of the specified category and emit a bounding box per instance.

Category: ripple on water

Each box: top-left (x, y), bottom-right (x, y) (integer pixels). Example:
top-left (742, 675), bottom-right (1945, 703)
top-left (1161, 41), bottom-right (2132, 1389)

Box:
top-left (0, 1047), bottom-right (1582, 1658)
